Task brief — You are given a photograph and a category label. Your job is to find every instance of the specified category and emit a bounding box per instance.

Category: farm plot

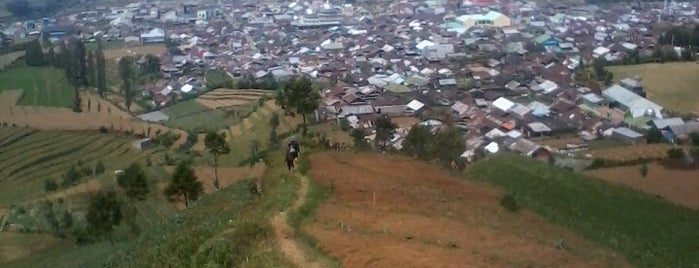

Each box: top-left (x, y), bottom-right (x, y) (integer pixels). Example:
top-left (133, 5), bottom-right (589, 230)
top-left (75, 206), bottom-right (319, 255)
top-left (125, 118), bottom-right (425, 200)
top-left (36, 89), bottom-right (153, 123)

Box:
top-left (102, 44), bottom-right (166, 59)
top-left (0, 127), bottom-right (166, 206)
top-left (585, 163), bottom-right (699, 209)
top-left (307, 152), bottom-right (628, 267)
top-left (578, 143), bottom-right (672, 161)
top-left (160, 100), bottom-right (237, 132)
top-left (0, 66), bottom-right (73, 107)
top-left (195, 89), bottom-right (269, 109)
top-left (0, 91), bottom-right (187, 145)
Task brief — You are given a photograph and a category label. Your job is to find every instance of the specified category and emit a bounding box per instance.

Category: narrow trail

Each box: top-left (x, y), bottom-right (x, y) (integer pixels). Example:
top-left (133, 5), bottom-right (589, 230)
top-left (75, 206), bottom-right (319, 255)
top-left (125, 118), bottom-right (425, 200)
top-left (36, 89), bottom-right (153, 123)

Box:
top-left (271, 174), bottom-right (322, 268)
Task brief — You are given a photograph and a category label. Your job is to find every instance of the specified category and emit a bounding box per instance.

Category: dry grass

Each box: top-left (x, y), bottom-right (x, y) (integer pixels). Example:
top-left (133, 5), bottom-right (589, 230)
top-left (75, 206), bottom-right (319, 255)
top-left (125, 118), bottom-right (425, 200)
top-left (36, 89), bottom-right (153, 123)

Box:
top-left (0, 90), bottom-right (187, 145)
top-left (307, 152), bottom-right (629, 268)
top-left (579, 143), bottom-right (672, 161)
top-left (607, 62), bottom-right (699, 114)
top-left (103, 44), bottom-right (167, 59)
top-left (586, 163), bottom-right (699, 209)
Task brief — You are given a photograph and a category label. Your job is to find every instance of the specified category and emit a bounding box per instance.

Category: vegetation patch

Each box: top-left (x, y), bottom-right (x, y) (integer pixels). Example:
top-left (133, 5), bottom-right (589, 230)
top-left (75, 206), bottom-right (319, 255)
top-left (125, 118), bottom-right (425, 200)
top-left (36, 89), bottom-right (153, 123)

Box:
top-left (0, 66), bottom-right (73, 107)
top-left (466, 154), bottom-right (699, 267)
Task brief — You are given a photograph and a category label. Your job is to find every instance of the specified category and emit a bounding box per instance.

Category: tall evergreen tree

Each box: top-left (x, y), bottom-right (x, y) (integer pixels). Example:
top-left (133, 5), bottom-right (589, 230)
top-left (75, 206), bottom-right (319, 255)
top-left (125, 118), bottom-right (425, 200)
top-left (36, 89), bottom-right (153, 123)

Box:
top-left (96, 38), bottom-right (107, 98)
top-left (24, 38), bottom-right (43, 66)
top-left (275, 76), bottom-right (320, 135)
top-left (118, 56), bottom-right (134, 110)
top-left (204, 131), bottom-right (230, 189)
top-left (46, 45), bottom-right (56, 67)
top-left (87, 50), bottom-right (96, 87)
top-left (164, 161), bottom-right (204, 208)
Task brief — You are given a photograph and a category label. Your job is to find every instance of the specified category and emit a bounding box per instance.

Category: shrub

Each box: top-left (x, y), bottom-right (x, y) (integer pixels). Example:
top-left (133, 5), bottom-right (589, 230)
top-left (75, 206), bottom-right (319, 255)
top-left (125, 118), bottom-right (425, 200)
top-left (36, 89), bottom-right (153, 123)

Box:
top-left (44, 179), bottom-right (59, 192)
top-left (99, 126), bottom-right (108, 133)
top-left (667, 147), bottom-right (685, 160)
top-left (94, 160), bottom-right (105, 175)
top-left (499, 192), bottom-right (520, 212)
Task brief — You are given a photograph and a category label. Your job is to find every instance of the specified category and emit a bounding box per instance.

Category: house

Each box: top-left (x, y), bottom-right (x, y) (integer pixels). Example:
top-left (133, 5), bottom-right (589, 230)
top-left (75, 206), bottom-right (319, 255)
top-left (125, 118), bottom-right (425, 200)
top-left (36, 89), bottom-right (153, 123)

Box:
top-left (141, 28), bottom-right (165, 43)
top-left (534, 34), bottom-right (560, 48)
top-left (525, 122), bottom-right (552, 137)
top-left (666, 122), bottom-right (699, 141)
top-left (602, 84), bottom-right (663, 119)
top-left (508, 138), bottom-right (550, 158)
top-left (41, 25), bottom-right (69, 42)
top-left (612, 127), bottom-right (645, 144)
top-left (455, 11), bottom-right (510, 30)
top-left (619, 77), bottom-right (644, 96)
top-left (132, 138), bottom-right (153, 150)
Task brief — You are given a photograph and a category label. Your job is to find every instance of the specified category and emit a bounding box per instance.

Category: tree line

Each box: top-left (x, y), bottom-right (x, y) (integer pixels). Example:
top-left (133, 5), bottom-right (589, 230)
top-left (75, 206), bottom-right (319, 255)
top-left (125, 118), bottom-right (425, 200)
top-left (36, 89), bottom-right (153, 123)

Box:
top-left (24, 37), bottom-right (108, 112)
top-left (5, 0), bottom-right (83, 19)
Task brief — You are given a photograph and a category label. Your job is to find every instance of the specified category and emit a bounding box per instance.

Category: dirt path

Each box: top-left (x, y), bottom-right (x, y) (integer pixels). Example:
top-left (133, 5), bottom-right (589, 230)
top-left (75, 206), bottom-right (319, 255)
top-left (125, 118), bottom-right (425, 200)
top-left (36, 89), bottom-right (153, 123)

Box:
top-left (271, 174), bottom-right (322, 268)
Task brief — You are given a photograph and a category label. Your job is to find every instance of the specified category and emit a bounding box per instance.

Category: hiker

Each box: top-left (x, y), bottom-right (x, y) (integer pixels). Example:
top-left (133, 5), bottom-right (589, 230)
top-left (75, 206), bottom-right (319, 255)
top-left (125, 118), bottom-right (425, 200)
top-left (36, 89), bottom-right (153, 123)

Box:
top-left (285, 137), bottom-right (300, 171)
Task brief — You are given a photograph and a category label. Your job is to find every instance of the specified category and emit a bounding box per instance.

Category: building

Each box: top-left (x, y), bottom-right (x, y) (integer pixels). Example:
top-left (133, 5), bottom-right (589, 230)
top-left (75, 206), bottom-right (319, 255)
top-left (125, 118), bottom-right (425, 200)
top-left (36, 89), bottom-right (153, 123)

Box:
top-left (534, 34), bottom-right (560, 48)
top-left (602, 84), bottom-right (663, 119)
top-left (455, 11), bottom-right (510, 30)
top-left (140, 28), bottom-right (165, 43)
top-left (612, 127), bottom-right (645, 144)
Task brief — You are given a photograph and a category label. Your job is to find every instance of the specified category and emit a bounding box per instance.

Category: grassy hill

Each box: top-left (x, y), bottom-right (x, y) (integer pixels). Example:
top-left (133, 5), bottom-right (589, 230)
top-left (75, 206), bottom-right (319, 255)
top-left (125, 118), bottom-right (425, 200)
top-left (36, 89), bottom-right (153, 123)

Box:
top-left (466, 154), bottom-right (699, 267)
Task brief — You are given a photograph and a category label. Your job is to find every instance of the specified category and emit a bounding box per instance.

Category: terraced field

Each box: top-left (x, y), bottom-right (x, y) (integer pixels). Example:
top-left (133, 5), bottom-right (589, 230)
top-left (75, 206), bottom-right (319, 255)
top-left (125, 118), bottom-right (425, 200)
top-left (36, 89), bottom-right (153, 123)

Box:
top-left (0, 126), bottom-right (166, 206)
top-left (193, 100), bottom-right (302, 166)
top-left (195, 89), bottom-right (270, 109)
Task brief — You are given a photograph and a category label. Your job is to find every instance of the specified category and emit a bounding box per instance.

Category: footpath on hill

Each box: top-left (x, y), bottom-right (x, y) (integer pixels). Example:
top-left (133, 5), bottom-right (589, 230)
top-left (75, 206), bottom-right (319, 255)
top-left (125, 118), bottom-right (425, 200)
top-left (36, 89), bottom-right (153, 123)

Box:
top-left (271, 173), bottom-right (322, 268)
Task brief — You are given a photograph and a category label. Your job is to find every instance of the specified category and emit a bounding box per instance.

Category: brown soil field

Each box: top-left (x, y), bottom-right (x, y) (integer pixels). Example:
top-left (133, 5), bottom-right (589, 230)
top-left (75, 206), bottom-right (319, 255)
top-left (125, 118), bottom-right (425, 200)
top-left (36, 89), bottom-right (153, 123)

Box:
top-left (0, 90), bottom-right (187, 145)
top-left (103, 44), bottom-right (167, 59)
top-left (307, 152), bottom-right (629, 268)
top-left (585, 163), bottom-right (699, 209)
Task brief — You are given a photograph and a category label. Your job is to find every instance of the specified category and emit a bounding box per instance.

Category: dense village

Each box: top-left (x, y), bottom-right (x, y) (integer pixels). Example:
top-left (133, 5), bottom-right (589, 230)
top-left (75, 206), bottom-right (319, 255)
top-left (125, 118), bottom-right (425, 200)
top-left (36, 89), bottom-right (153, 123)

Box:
top-left (2, 0), bottom-right (699, 163)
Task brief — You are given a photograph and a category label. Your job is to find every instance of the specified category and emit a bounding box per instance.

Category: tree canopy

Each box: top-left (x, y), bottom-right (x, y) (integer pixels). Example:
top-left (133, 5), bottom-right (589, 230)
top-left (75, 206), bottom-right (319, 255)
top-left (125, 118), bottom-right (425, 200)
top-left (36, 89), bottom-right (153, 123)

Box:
top-left (118, 56), bottom-right (134, 110)
top-left (275, 76), bottom-right (320, 134)
top-left (432, 126), bottom-right (466, 163)
top-left (164, 161), bottom-right (204, 208)
top-left (204, 131), bottom-right (230, 188)
top-left (117, 162), bottom-right (149, 201)
top-left (374, 115), bottom-right (397, 149)
top-left (24, 38), bottom-right (43, 66)
top-left (86, 190), bottom-right (123, 245)
top-left (402, 124), bottom-right (433, 159)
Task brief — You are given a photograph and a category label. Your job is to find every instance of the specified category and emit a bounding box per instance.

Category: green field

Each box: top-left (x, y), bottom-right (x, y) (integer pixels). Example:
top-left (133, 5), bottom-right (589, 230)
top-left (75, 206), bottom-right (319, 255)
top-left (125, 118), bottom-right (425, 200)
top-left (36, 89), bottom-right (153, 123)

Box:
top-left (0, 66), bottom-right (73, 107)
top-left (0, 127), bottom-right (166, 206)
top-left (0, 127), bottom-right (182, 266)
top-left (466, 154), bottom-right (699, 267)
top-left (160, 100), bottom-right (237, 132)
top-left (607, 62), bottom-right (699, 114)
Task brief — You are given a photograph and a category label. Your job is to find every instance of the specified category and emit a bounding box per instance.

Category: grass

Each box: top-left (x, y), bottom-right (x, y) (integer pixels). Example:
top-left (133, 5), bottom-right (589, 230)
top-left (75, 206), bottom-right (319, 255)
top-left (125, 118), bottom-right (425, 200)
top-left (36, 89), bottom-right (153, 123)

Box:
top-left (160, 100), bottom-right (236, 132)
top-left (0, 51), bottom-right (25, 70)
top-left (286, 150), bottom-right (341, 267)
top-left (466, 154), bottom-right (699, 267)
top-left (106, 151), bottom-right (300, 267)
top-left (607, 62), bottom-right (699, 114)
top-left (0, 66), bottom-right (73, 107)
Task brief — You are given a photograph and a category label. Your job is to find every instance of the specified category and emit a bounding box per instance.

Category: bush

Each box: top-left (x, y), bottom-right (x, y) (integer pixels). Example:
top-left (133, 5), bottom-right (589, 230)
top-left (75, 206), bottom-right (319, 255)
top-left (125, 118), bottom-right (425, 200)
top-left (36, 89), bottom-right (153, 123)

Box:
top-left (99, 126), bottom-right (109, 133)
top-left (667, 147), bottom-right (685, 160)
top-left (94, 160), bottom-right (105, 175)
top-left (61, 166), bottom-right (81, 187)
top-left (44, 178), bottom-right (59, 192)
top-left (499, 192), bottom-right (520, 212)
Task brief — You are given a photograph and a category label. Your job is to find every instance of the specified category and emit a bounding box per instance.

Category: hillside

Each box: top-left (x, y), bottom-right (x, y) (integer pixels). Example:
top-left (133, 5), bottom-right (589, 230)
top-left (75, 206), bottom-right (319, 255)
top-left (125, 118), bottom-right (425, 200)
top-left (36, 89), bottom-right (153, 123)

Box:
top-left (467, 154), bottom-right (699, 267)
top-left (306, 152), bottom-right (628, 267)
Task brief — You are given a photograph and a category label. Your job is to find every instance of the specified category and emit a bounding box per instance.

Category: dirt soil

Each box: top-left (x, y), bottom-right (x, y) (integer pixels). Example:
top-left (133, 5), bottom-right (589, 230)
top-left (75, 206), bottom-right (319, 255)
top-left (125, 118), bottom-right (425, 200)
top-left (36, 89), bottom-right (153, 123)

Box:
top-left (585, 163), bottom-right (699, 209)
top-left (307, 152), bottom-right (630, 268)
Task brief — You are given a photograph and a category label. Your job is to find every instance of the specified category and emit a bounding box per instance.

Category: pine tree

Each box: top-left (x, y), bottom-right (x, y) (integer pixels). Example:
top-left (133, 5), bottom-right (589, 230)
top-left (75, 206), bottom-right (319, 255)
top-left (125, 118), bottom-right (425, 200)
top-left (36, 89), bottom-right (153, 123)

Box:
top-left (24, 38), bottom-right (43, 66)
top-left (96, 38), bottom-right (107, 98)
top-left (118, 56), bottom-right (134, 110)
top-left (87, 50), bottom-right (96, 87)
